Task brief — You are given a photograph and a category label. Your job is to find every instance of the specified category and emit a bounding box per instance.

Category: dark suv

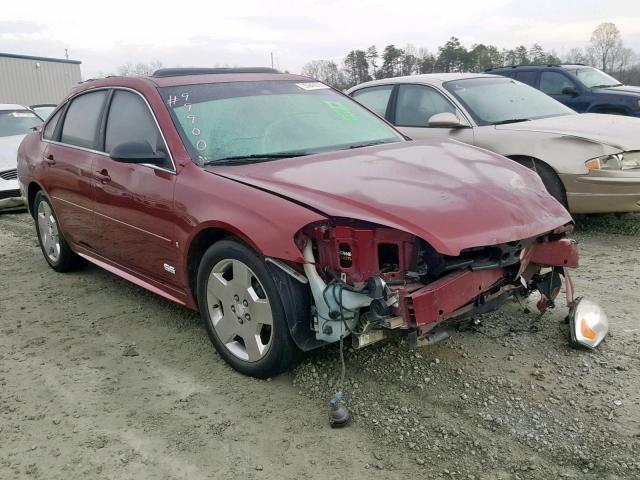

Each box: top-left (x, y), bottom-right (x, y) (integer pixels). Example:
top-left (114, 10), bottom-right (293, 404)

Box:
top-left (487, 64), bottom-right (640, 116)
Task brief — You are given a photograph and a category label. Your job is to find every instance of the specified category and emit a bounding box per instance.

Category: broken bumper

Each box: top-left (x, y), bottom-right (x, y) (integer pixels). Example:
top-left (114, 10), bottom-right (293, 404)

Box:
top-left (395, 237), bottom-right (607, 348)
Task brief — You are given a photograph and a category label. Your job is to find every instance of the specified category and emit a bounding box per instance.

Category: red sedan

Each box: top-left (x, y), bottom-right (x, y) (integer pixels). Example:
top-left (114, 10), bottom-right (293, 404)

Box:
top-left (17, 68), bottom-right (607, 377)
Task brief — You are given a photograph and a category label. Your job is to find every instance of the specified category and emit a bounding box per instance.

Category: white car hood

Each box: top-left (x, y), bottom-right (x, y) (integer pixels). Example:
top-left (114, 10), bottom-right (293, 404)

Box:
top-left (0, 134), bottom-right (25, 171)
top-left (495, 113), bottom-right (640, 152)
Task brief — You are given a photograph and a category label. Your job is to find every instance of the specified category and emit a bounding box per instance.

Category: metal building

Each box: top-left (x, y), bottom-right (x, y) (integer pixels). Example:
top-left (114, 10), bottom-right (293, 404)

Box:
top-left (0, 53), bottom-right (82, 106)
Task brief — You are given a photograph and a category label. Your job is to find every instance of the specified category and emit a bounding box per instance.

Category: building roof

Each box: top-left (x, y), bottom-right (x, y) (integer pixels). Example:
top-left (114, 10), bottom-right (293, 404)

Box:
top-left (0, 52), bottom-right (81, 65)
top-left (0, 103), bottom-right (30, 111)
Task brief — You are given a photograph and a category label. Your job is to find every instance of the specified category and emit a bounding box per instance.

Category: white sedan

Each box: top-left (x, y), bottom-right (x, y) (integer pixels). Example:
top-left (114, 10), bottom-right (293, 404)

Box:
top-left (348, 74), bottom-right (640, 214)
top-left (1, 104), bottom-right (41, 210)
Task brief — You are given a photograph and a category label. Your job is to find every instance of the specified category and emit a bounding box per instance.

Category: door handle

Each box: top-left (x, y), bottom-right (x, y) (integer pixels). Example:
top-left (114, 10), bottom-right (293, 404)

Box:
top-left (96, 169), bottom-right (111, 183)
top-left (44, 154), bottom-right (55, 165)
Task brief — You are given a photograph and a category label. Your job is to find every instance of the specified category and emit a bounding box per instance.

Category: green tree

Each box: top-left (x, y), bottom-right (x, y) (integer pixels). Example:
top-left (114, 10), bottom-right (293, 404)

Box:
top-left (365, 45), bottom-right (379, 79)
top-left (436, 37), bottom-right (468, 72)
top-left (417, 48), bottom-right (437, 74)
top-left (468, 44), bottom-right (503, 72)
top-left (343, 50), bottom-right (371, 87)
top-left (380, 44), bottom-right (404, 78)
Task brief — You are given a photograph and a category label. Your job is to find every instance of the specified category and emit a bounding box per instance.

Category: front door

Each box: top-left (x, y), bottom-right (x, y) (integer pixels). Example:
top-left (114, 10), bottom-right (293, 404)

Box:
top-left (539, 71), bottom-right (590, 112)
top-left (92, 89), bottom-right (180, 288)
top-left (390, 84), bottom-right (474, 144)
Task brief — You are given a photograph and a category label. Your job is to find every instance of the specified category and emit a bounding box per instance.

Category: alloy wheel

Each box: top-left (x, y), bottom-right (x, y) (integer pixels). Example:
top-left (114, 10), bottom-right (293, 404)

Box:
top-left (206, 259), bottom-right (273, 362)
top-left (37, 201), bottom-right (61, 263)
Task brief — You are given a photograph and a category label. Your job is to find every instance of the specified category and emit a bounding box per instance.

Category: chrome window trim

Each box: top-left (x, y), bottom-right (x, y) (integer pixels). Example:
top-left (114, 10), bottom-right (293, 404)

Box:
top-left (41, 86), bottom-right (177, 175)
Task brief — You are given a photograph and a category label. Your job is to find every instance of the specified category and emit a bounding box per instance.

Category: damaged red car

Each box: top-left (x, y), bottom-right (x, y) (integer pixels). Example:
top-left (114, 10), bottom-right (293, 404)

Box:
top-left (17, 68), bottom-right (608, 377)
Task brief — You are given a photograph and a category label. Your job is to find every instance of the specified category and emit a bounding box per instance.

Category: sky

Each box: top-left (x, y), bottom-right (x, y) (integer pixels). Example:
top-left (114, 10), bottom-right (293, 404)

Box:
top-left (2, 0), bottom-right (640, 79)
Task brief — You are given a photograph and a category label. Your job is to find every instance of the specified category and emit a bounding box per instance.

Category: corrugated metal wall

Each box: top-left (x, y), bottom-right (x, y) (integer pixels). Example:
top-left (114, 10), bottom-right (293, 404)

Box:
top-left (0, 56), bottom-right (82, 106)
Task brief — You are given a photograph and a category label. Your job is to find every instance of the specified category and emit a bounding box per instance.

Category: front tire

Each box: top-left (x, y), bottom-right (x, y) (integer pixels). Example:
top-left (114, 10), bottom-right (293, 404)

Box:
top-left (529, 160), bottom-right (568, 209)
top-left (34, 191), bottom-right (86, 272)
top-left (196, 239), bottom-right (301, 377)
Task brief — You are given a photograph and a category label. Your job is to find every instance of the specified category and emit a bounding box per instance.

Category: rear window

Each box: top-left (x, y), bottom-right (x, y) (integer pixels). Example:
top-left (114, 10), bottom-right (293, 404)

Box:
top-left (60, 91), bottom-right (108, 149)
top-left (0, 110), bottom-right (41, 138)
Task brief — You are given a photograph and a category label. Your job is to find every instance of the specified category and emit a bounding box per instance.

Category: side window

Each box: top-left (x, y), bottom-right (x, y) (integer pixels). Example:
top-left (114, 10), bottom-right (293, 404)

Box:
top-left (43, 108), bottom-right (63, 140)
top-left (540, 72), bottom-right (576, 95)
top-left (60, 91), bottom-right (107, 149)
top-left (105, 90), bottom-right (167, 164)
top-left (514, 71), bottom-right (538, 87)
top-left (394, 84), bottom-right (456, 127)
top-left (351, 85), bottom-right (394, 117)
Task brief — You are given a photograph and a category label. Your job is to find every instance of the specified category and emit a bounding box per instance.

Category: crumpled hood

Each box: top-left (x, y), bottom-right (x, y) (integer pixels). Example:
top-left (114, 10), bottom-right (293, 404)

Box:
top-left (0, 134), bottom-right (25, 171)
top-left (495, 113), bottom-right (640, 151)
top-left (206, 140), bottom-right (571, 256)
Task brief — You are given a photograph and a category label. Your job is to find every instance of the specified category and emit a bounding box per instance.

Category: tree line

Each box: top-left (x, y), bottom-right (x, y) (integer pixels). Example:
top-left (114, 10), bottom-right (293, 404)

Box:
top-left (301, 23), bottom-right (640, 89)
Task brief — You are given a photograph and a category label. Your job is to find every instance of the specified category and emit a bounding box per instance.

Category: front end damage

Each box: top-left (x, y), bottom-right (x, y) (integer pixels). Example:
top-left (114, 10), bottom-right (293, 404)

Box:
top-left (294, 221), bottom-right (608, 351)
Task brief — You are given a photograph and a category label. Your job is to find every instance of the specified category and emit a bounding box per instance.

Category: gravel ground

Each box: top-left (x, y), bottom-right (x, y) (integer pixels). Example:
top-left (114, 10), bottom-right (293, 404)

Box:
top-left (1, 211), bottom-right (639, 479)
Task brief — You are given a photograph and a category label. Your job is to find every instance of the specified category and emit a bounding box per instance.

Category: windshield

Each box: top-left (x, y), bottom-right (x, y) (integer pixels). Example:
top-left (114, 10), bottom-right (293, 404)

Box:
top-left (160, 81), bottom-right (403, 165)
top-left (571, 67), bottom-right (622, 88)
top-left (443, 77), bottom-right (575, 126)
top-left (0, 110), bottom-right (41, 138)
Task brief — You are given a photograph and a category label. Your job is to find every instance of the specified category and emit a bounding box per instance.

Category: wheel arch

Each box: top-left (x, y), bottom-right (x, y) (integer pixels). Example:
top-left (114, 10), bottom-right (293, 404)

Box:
top-left (505, 154), bottom-right (568, 206)
top-left (586, 103), bottom-right (633, 115)
top-left (505, 154), bottom-right (561, 176)
top-left (184, 223), bottom-right (264, 306)
top-left (27, 181), bottom-right (44, 217)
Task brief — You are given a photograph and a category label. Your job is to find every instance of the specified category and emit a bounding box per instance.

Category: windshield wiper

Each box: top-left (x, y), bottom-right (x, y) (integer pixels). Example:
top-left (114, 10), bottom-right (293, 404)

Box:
top-left (591, 83), bottom-right (623, 88)
top-left (491, 118), bottom-right (530, 125)
top-left (345, 140), bottom-right (392, 150)
top-left (203, 152), bottom-right (310, 166)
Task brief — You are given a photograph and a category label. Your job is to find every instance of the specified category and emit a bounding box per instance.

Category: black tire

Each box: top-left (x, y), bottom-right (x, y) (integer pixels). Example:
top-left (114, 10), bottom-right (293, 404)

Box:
top-left (532, 161), bottom-right (568, 209)
top-left (196, 239), bottom-right (301, 378)
top-left (33, 191), bottom-right (86, 272)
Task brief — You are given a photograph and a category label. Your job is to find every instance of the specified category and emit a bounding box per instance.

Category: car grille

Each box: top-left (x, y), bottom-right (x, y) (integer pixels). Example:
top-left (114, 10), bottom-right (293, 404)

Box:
top-left (0, 169), bottom-right (17, 180)
top-left (0, 189), bottom-right (20, 200)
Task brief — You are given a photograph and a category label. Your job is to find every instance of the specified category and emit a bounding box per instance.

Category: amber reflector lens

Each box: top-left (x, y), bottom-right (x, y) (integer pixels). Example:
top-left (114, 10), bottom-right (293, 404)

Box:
top-left (580, 319), bottom-right (597, 340)
top-left (585, 159), bottom-right (600, 170)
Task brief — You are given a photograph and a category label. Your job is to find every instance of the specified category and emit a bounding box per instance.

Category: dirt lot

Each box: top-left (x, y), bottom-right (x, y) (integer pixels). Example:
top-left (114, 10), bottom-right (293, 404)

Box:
top-left (1, 211), bottom-right (639, 480)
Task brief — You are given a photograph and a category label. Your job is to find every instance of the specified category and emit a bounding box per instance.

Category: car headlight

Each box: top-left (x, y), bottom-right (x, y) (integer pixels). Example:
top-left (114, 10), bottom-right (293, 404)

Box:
top-left (585, 152), bottom-right (640, 170)
top-left (568, 297), bottom-right (608, 349)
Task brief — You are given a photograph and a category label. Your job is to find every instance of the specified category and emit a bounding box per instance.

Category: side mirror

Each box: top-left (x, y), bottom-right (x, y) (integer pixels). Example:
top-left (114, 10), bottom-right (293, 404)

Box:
top-left (427, 112), bottom-right (465, 128)
top-left (561, 86), bottom-right (580, 97)
top-left (110, 141), bottom-right (166, 164)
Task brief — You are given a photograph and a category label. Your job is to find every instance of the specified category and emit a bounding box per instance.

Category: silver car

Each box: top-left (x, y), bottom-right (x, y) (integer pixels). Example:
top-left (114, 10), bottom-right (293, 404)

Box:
top-left (347, 74), bottom-right (640, 214)
top-left (1, 104), bottom-right (41, 210)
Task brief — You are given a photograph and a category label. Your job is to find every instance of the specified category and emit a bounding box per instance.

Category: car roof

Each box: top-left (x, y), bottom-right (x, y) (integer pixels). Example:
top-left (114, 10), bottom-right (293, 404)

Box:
top-left (71, 71), bottom-right (315, 96)
top-left (486, 64), bottom-right (587, 71)
top-left (0, 103), bottom-right (31, 111)
top-left (349, 73), bottom-right (498, 90)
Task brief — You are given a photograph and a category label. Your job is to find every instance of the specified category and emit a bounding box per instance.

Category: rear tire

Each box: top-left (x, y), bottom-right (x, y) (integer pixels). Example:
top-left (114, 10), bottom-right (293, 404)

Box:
top-left (196, 239), bottom-right (301, 378)
top-left (34, 191), bottom-right (86, 272)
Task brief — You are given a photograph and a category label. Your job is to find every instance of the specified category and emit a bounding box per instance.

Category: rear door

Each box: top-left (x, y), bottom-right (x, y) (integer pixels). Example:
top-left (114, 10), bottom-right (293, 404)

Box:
top-left (389, 84), bottom-right (474, 143)
top-left (41, 90), bottom-right (109, 249)
top-left (91, 88), bottom-right (180, 287)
